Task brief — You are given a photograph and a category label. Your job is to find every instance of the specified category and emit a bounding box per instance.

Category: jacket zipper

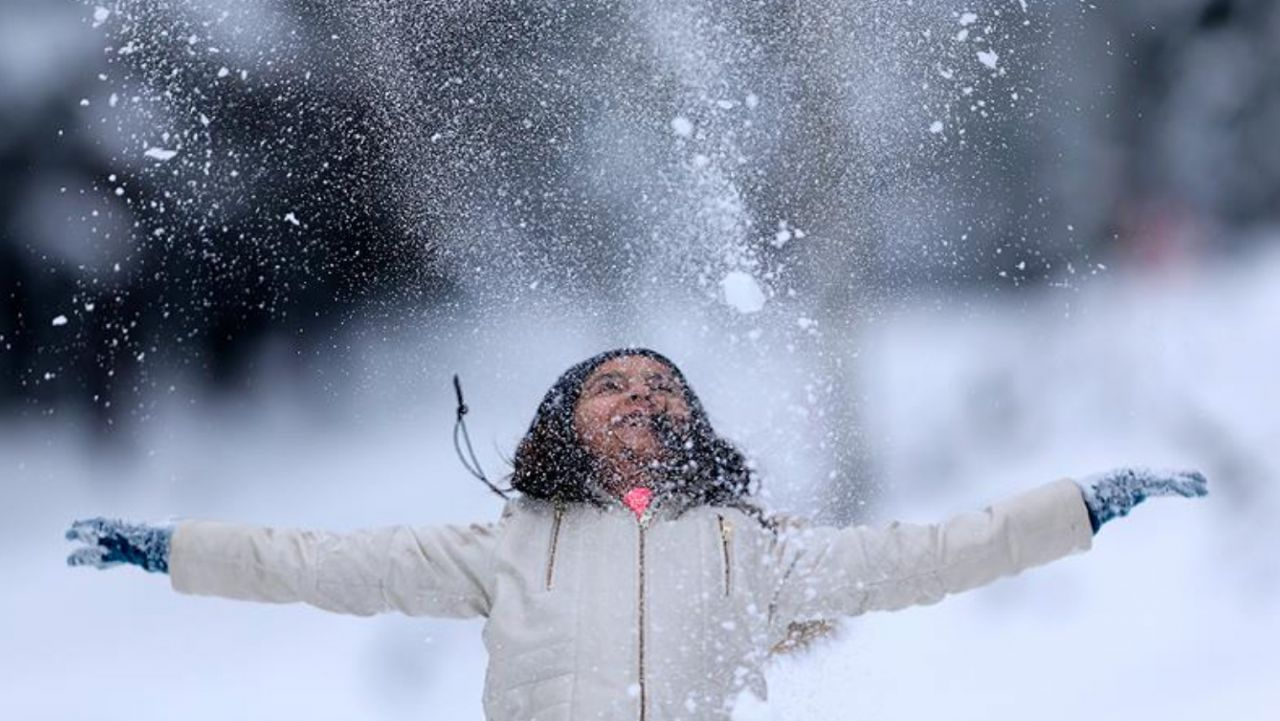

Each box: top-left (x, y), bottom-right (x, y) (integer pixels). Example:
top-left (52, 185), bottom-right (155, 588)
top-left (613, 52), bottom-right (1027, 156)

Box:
top-left (545, 504), bottom-right (564, 591)
top-left (716, 514), bottom-right (734, 597)
top-left (637, 506), bottom-right (653, 721)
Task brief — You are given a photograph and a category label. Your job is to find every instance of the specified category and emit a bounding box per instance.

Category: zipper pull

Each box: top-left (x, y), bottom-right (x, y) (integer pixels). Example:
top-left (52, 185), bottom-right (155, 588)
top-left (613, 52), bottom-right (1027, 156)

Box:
top-left (719, 516), bottom-right (734, 542)
top-left (545, 503), bottom-right (565, 591)
top-left (717, 514), bottom-right (734, 597)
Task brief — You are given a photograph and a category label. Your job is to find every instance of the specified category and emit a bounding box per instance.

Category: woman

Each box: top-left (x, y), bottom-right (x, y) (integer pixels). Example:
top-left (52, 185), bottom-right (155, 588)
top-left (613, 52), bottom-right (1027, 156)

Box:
top-left (66, 347), bottom-right (1207, 721)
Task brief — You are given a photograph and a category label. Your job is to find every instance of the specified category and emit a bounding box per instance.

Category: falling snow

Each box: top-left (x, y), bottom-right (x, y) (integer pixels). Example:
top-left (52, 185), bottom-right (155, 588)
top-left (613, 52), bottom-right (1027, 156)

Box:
top-left (720, 271), bottom-right (766, 314)
top-left (143, 147), bottom-right (178, 161)
top-left (6, 2), bottom-right (1275, 715)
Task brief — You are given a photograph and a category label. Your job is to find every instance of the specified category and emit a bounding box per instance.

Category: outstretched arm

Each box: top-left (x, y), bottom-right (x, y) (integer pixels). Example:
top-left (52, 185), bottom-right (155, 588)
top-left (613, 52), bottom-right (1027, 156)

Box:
top-left (767, 470), bottom-right (1207, 637)
top-left (67, 516), bottom-right (502, 619)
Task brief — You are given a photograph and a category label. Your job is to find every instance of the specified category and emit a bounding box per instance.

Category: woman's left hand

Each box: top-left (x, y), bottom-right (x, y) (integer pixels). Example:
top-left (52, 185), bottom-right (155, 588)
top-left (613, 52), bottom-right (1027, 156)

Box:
top-left (1079, 467), bottom-right (1208, 533)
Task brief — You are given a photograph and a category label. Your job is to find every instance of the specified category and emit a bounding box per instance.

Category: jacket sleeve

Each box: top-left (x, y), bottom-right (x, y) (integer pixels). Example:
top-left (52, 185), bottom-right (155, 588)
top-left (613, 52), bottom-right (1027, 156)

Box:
top-left (766, 478), bottom-right (1093, 635)
top-left (168, 519), bottom-right (499, 618)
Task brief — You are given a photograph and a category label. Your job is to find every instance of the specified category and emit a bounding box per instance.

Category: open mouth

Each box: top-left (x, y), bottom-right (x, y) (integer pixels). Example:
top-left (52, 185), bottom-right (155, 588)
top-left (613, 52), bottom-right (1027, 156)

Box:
top-left (612, 410), bottom-right (653, 427)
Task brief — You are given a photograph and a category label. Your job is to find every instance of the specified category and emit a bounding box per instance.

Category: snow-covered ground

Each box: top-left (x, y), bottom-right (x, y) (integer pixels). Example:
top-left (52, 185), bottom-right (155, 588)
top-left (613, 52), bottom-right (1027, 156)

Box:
top-left (2, 242), bottom-right (1277, 720)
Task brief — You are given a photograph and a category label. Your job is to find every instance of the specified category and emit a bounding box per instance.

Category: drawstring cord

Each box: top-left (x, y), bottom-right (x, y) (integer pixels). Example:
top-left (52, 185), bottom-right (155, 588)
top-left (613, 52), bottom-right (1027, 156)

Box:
top-left (452, 374), bottom-right (511, 500)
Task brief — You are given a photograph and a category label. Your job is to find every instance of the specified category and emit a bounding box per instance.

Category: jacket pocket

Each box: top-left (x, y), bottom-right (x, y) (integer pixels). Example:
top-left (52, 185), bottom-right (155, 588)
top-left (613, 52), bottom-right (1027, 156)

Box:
top-left (545, 504), bottom-right (565, 591)
top-left (716, 513), bottom-right (734, 597)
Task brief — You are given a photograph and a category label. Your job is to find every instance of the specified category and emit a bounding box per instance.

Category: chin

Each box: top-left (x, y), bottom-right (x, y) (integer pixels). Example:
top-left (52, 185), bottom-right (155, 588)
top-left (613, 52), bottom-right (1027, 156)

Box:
top-left (621, 443), bottom-right (658, 458)
top-left (614, 441), bottom-right (662, 462)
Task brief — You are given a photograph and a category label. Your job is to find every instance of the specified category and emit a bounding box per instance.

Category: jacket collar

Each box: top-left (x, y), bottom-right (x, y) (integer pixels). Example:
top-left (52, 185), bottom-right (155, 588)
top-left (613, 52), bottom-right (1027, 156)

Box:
top-left (507, 474), bottom-right (711, 522)
top-left (585, 478), bottom-right (701, 521)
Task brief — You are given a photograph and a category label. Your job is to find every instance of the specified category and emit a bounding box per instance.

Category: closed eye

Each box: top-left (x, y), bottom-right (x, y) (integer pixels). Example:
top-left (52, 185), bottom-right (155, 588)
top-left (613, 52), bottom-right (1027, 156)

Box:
top-left (591, 376), bottom-right (624, 393)
top-left (646, 375), bottom-right (678, 394)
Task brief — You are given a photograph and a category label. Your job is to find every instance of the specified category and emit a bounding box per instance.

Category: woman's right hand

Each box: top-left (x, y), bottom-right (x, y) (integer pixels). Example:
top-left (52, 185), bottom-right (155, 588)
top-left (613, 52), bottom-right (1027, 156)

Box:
top-left (65, 517), bottom-right (174, 574)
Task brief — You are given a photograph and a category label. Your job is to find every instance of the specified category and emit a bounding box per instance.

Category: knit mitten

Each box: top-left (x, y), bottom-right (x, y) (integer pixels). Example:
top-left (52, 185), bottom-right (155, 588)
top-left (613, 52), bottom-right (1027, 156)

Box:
top-left (65, 517), bottom-right (174, 574)
top-left (1078, 467), bottom-right (1208, 533)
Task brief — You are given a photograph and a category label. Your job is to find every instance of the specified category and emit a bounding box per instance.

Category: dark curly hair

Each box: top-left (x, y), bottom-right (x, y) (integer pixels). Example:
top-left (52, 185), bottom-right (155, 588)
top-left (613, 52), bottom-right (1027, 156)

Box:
top-left (508, 348), bottom-right (762, 518)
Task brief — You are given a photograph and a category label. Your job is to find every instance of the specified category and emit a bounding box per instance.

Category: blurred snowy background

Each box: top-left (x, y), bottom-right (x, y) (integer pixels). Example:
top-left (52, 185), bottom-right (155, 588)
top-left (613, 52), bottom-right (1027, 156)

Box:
top-left (2, 0), bottom-right (1278, 719)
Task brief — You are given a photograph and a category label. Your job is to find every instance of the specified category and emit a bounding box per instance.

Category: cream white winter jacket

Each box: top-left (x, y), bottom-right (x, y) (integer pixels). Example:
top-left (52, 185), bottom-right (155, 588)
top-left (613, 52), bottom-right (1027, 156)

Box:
top-left (169, 478), bottom-right (1093, 720)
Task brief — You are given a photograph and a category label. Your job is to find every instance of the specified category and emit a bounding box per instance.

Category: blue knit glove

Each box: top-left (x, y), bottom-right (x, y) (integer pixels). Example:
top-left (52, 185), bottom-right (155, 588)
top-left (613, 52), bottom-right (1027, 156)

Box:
top-left (65, 517), bottom-right (174, 574)
top-left (1079, 467), bottom-right (1208, 533)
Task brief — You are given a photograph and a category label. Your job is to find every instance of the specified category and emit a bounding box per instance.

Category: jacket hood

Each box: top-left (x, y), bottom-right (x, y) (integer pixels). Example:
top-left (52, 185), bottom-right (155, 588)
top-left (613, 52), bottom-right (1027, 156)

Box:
top-left (509, 347), bottom-right (760, 516)
top-left (532, 347), bottom-right (707, 425)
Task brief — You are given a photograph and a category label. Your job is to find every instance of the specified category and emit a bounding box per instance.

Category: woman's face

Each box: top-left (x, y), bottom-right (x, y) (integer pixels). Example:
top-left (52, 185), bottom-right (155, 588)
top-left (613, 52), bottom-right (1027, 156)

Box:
top-left (572, 355), bottom-right (692, 469)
